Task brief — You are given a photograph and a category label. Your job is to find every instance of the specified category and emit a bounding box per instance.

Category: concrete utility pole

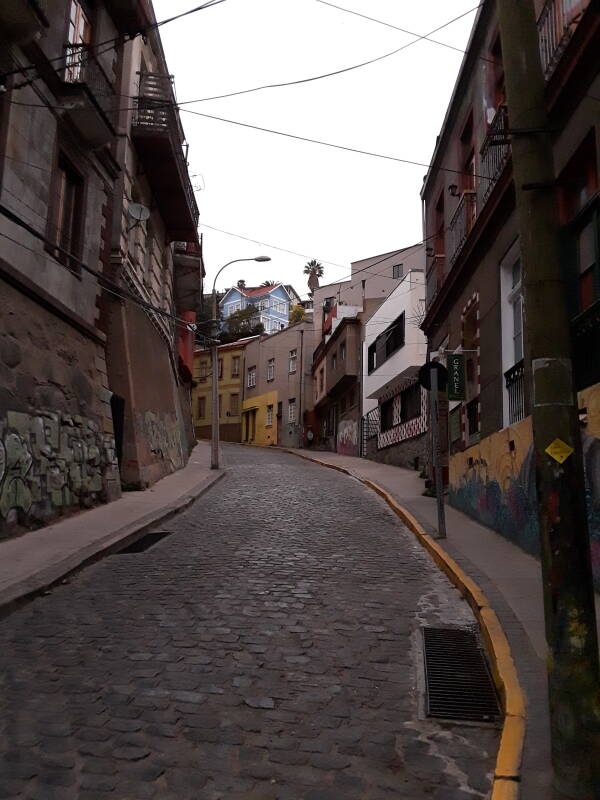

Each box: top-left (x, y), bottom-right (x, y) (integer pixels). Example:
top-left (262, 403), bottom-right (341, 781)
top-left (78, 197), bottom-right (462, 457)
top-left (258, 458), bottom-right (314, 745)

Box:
top-left (210, 256), bottom-right (271, 470)
top-left (495, 1), bottom-right (600, 796)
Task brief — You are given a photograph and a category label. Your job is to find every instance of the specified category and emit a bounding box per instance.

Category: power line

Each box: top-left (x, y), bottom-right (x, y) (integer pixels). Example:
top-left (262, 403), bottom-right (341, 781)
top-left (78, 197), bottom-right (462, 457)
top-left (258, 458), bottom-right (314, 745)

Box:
top-left (0, 0), bottom-right (227, 82)
top-left (180, 107), bottom-right (491, 181)
top-left (315, 0), bottom-right (494, 64)
top-left (200, 223), bottom-right (348, 270)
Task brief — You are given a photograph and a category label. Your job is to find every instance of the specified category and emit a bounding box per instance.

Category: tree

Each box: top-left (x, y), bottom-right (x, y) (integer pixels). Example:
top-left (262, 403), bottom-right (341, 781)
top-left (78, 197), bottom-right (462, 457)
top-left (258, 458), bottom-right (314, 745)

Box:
top-left (260, 280), bottom-right (276, 287)
top-left (237, 279), bottom-right (246, 290)
top-left (303, 259), bottom-right (324, 293)
top-left (218, 304), bottom-right (264, 344)
top-left (289, 305), bottom-right (307, 325)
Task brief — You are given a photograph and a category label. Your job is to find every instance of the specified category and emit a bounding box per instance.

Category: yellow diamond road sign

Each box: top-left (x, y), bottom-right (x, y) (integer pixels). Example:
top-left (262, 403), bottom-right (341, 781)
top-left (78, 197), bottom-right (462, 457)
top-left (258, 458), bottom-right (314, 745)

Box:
top-left (545, 438), bottom-right (574, 464)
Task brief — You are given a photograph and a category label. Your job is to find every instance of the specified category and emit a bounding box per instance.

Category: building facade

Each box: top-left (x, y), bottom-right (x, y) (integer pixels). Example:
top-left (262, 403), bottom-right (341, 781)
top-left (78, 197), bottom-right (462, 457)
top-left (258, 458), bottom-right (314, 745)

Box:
top-left (242, 322), bottom-right (313, 448)
top-left (220, 283), bottom-right (294, 335)
top-left (421, 0), bottom-right (600, 579)
top-left (0, 0), bottom-right (201, 537)
top-left (192, 337), bottom-right (257, 442)
top-left (362, 267), bottom-right (428, 469)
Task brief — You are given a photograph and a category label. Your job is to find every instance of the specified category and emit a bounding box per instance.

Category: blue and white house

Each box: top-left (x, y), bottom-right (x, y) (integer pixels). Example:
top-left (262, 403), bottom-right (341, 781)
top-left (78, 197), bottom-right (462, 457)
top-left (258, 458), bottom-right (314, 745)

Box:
top-left (219, 283), bottom-right (295, 334)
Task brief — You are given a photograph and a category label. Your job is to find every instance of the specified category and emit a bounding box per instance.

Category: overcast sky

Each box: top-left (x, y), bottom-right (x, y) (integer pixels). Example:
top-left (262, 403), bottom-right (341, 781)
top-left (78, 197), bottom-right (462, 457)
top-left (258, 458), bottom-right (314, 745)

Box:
top-left (153, 0), bottom-right (478, 300)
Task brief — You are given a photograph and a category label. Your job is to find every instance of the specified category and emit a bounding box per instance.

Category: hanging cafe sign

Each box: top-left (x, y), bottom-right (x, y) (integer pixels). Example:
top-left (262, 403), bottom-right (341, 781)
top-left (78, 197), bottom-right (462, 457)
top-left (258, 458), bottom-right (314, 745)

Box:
top-left (447, 353), bottom-right (466, 401)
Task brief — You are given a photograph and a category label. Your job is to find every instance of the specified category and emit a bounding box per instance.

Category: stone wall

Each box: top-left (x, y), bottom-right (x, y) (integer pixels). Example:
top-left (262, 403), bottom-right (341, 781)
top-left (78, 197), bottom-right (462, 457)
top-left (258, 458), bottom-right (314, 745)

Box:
top-left (365, 430), bottom-right (427, 471)
top-left (0, 278), bottom-right (120, 536)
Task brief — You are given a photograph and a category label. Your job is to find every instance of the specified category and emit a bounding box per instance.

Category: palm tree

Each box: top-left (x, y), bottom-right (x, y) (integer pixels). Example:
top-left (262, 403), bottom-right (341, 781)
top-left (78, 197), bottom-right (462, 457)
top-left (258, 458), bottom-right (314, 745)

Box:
top-left (303, 259), bottom-right (324, 293)
top-left (260, 280), bottom-right (276, 287)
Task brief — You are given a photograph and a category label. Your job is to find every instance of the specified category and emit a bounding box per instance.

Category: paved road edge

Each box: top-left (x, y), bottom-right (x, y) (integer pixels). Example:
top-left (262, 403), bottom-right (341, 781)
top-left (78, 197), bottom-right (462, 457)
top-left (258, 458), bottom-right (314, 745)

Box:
top-left (286, 449), bottom-right (525, 800)
top-left (0, 470), bottom-right (226, 615)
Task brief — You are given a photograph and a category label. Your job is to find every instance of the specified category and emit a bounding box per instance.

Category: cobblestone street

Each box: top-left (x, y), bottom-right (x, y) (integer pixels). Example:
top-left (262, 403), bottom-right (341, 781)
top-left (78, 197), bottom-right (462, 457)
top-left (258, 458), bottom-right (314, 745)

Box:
top-left (0, 446), bottom-right (498, 799)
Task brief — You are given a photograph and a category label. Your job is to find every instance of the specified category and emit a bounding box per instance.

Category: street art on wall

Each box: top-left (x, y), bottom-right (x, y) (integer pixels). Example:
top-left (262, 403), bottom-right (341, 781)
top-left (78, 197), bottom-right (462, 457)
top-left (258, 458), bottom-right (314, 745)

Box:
top-left (449, 406), bottom-right (600, 588)
top-left (0, 409), bottom-right (119, 535)
top-left (337, 419), bottom-right (358, 456)
top-left (140, 410), bottom-right (185, 470)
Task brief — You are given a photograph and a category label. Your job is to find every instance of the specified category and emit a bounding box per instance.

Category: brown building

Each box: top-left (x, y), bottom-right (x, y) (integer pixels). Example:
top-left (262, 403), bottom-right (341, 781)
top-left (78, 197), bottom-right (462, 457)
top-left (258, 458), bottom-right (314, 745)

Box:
top-left (242, 322), bottom-right (313, 448)
top-left (421, 0), bottom-right (600, 576)
top-left (192, 337), bottom-right (257, 442)
top-left (0, 0), bottom-right (201, 537)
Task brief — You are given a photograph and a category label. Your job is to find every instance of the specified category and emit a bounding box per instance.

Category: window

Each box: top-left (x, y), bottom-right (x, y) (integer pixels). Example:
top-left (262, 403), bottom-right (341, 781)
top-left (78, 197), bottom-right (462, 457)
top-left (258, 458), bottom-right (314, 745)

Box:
top-left (267, 358), bottom-right (275, 381)
top-left (392, 264), bottom-right (403, 279)
top-left (511, 259), bottom-right (523, 362)
top-left (231, 356), bottom-right (240, 377)
top-left (218, 358), bottom-right (223, 379)
top-left (230, 394), bottom-right (239, 416)
top-left (198, 396), bottom-right (206, 418)
top-left (199, 361), bottom-right (207, 381)
top-left (340, 342), bottom-right (346, 361)
top-left (326, 405), bottom-right (336, 436)
top-left (577, 217), bottom-right (599, 311)
top-left (381, 398), bottom-right (394, 432)
top-left (65, 0), bottom-right (91, 82)
top-left (230, 301), bottom-right (241, 313)
top-left (266, 404), bottom-right (273, 426)
top-left (259, 299), bottom-right (268, 311)
top-left (247, 366), bottom-right (256, 388)
top-left (288, 398), bottom-right (296, 423)
top-left (318, 368), bottom-right (324, 393)
top-left (385, 313), bottom-right (405, 357)
top-left (289, 349), bottom-right (297, 373)
top-left (367, 342), bottom-right (377, 374)
top-left (332, 351), bottom-right (337, 370)
top-left (400, 383), bottom-right (421, 423)
top-left (49, 156), bottom-right (84, 270)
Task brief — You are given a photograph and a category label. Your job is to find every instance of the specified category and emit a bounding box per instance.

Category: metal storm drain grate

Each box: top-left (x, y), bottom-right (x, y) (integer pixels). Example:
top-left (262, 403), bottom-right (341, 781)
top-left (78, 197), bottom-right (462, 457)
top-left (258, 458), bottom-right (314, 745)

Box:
top-left (422, 627), bottom-right (501, 723)
top-left (118, 531), bottom-right (173, 554)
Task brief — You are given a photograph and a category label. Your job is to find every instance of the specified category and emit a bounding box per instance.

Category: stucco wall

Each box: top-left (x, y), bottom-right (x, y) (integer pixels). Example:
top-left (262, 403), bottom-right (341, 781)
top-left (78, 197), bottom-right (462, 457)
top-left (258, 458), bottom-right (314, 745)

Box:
top-left (242, 390), bottom-right (278, 446)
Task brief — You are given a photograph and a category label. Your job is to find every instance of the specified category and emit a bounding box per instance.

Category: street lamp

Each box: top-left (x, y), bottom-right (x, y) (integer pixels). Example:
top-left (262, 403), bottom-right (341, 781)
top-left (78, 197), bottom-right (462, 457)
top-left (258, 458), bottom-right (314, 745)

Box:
top-left (210, 256), bottom-right (271, 469)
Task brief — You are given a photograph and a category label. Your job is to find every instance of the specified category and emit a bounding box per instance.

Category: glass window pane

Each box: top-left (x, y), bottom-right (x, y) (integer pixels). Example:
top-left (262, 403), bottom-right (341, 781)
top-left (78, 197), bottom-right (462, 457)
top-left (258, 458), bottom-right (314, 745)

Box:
top-left (578, 220), bottom-right (596, 274)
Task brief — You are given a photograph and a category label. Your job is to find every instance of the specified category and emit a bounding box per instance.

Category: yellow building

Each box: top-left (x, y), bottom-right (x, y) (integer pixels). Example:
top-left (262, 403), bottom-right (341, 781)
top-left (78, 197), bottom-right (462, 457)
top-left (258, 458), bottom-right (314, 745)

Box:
top-left (242, 391), bottom-right (278, 446)
top-left (192, 338), bottom-right (257, 442)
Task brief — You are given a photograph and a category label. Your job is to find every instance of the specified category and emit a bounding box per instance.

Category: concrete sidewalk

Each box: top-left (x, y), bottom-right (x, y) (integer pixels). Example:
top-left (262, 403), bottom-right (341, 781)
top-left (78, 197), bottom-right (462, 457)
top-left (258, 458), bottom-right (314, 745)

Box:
top-left (287, 447), bottom-right (562, 799)
top-left (0, 441), bottom-right (223, 610)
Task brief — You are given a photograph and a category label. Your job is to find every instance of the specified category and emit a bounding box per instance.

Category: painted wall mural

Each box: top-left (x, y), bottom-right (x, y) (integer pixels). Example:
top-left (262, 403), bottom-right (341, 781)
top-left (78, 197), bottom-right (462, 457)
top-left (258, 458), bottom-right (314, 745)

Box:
top-left (0, 409), bottom-right (119, 535)
top-left (449, 393), bottom-right (600, 587)
top-left (139, 410), bottom-right (185, 470)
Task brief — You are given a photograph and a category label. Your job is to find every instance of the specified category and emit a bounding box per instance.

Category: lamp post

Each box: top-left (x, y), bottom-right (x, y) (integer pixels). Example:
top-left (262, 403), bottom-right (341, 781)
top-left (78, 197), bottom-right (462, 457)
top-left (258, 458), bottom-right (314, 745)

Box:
top-left (210, 256), bottom-right (271, 469)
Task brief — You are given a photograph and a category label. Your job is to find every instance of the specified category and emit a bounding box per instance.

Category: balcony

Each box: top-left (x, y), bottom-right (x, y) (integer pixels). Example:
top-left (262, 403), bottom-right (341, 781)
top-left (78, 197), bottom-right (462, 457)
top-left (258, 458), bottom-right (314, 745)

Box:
top-left (425, 254), bottom-right (445, 308)
top-left (572, 299), bottom-right (600, 391)
top-left (61, 45), bottom-right (116, 147)
top-left (448, 191), bottom-right (476, 266)
top-left (103, 0), bottom-right (150, 36)
top-left (479, 106), bottom-right (511, 207)
top-left (132, 73), bottom-right (199, 242)
top-left (505, 359), bottom-right (525, 425)
top-left (173, 240), bottom-right (204, 313)
top-left (0, 0), bottom-right (48, 43)
top-left (538, 0), bottom-right (590, 78)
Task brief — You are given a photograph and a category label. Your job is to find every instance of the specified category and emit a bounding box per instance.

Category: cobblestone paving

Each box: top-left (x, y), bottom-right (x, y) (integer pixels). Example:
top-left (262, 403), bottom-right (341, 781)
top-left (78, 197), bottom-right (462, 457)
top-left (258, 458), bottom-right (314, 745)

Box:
top-left (0, 446), bottom-right (498, 799)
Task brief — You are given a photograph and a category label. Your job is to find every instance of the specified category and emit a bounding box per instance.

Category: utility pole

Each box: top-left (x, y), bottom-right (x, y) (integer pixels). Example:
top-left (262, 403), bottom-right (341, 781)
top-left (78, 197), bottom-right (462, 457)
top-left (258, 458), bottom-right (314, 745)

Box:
top-left (495, 2), bottom-right (599, 796)
top-left (210, 289), bottom-right (220, 470)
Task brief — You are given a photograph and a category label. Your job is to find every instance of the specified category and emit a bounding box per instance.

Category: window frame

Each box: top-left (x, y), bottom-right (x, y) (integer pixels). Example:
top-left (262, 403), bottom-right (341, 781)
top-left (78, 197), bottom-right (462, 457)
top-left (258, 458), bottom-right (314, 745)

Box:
top-left (231, 356), bottom-right (240, 377)
top-left (247, 366), bottom-right (256, 388)
top-left (392, 263), bottom-right (403, 279)
top-left (288, 398), bottom-right (296, 423)
top-left (230, 393), bottom-right (239, 416)
top-left (198, 396), bottom-right (206, 418)
top-left (288, 348), bottom-right (297, 374)
top-left (47, 152), bottom-right (85, 274)
top-left (267, 357), bottom-right (275, 382)
top-left (266, 404), bottom-right (273, 426)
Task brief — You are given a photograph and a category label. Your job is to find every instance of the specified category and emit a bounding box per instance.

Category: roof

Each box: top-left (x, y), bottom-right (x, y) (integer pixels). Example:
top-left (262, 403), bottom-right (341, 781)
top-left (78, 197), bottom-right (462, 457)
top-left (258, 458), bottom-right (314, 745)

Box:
top-left (220, 283), bottom-right (293, 305)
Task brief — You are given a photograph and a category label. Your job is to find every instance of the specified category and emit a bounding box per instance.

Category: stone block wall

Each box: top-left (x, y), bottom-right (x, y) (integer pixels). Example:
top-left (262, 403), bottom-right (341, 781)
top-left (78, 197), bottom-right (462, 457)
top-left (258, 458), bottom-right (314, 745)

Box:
top-left (0, 278), bottom-right (120, 536)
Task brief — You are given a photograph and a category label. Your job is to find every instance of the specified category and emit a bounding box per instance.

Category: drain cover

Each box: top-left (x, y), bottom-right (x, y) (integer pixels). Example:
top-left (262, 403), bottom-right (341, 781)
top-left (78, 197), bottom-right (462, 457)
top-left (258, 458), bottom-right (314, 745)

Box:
top-left (422, 627), bottom-right (500, 723)
top-left (118, 531), bottom-right (173, 554)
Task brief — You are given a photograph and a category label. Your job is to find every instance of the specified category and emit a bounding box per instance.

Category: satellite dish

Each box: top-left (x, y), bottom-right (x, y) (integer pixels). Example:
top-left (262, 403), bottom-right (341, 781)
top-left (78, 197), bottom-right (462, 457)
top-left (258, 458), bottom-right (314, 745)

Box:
top-left (128, 203), bottom-right (150, 222)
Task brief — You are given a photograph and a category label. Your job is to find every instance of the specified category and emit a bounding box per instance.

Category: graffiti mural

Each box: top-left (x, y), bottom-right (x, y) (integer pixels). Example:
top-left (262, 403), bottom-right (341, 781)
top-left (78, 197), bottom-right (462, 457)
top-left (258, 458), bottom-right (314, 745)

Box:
top-left (337, 419), bottom-right (358, 456)
top-left (0, 409), bottom-right (119, 535)
top-left (139, 411), bottom-right (185, 470)
top-left (449, 410), bottom-right (600, 587)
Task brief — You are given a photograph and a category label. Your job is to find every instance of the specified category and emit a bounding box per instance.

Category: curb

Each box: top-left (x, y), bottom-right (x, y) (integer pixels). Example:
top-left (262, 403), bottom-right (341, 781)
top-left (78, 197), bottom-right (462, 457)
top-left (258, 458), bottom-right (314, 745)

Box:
top-left (285, 449), bottom-right (525, 800)
top-left (0, 470), bottom-right (226, 617)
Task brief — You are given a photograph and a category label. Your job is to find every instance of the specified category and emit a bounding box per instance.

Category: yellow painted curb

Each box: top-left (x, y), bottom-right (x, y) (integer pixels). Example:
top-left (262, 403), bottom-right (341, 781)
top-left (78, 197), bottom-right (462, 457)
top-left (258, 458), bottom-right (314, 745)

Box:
top-left (284, 450), bottom-right (526, 800)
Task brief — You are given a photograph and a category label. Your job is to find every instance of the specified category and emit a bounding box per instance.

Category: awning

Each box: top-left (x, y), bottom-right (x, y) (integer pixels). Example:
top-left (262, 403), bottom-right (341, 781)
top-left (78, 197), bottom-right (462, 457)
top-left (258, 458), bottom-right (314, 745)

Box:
top-left (367, 365), bottom-right (421, 400)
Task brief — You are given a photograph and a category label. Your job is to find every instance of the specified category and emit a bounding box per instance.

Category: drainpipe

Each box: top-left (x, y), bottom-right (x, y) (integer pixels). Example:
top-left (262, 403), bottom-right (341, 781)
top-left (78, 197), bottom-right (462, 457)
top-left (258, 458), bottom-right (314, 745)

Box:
top-left (298, 327), bottom-right (304, 448)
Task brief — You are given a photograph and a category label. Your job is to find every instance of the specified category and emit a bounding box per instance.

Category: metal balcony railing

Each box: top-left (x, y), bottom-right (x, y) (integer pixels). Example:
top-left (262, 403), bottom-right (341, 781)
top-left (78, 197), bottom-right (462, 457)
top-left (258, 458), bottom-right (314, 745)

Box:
top-left (538, 0), bottom-right (589, 78)
top-left (134, 72), bottom-right (198, 228)
top-left (504, 359), bottom-right (525, 425)
top-left (448, 191), bottom-right (476, 266)
top-left (479, 105), bottom-right (511, 207)
top-left (63, 44), bottom-right (116, 127)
